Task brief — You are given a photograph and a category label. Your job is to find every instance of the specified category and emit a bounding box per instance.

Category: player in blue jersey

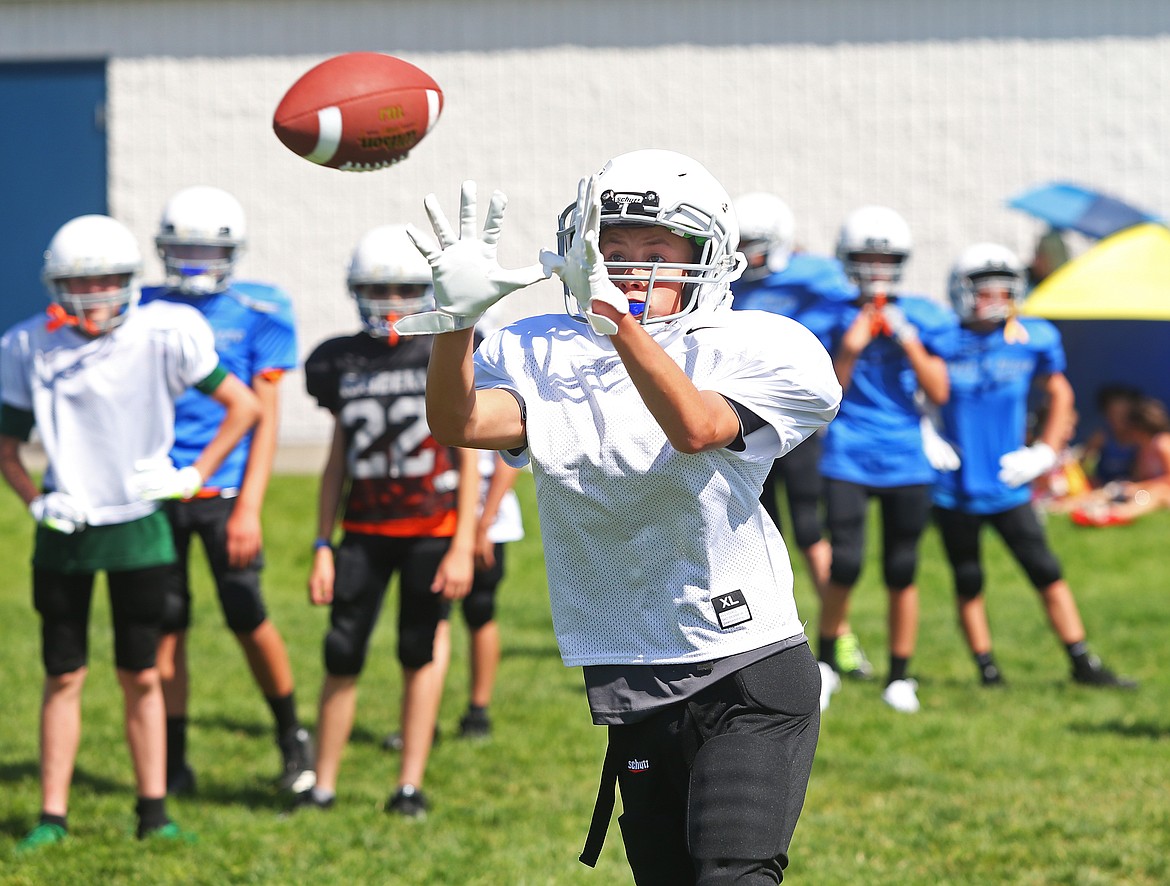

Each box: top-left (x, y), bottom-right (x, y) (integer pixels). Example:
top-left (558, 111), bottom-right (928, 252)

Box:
top-left (816, 206), bottom-right (955, 714)
top-left (730, 192), bottom-right (873, 680)
top-left (141, 186), bottom-right (313, 796)
top-left (931, 243), bottom-right (1135, 688)
top-left (0, 215), bottom-right (260, 849)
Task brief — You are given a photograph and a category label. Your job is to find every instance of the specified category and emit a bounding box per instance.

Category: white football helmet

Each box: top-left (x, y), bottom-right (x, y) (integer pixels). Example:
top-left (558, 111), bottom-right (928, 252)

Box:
top-left (556, 149), bottom-right (745, 327)
top-left (948, 242), bottom-right (1026, 324)
top-left (156, 186), bottom-right (247, 296)
top-left (42, 214), bottom-right (142, 336)
top-left (733, 192), bottom-right (795, 280)
top-left (347, 224), bottom-right (434, 338)
top-left (836, 205), bottom-right (912, 297)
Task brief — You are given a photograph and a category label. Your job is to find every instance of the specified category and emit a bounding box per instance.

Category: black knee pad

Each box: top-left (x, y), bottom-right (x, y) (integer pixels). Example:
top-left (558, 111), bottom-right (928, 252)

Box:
top-left (1024, 554), bottom-right (1063, 591)
top-left (954, 562), bottom-right (984, 600)
top-left (461, 587), bottom-right (496, 630)
top-left (829, 550), bottom-right (862, 588)
top-left (159, 584), bottom-right (191, 634)
top-left (324, 626), bottom-right (367, 676)
top-left (219, 572), bottom-right (268, 634)
top-left (790, 505), bottom-right (823, 551)
top-left (688, 733), bottom-right (793, 866)
top-left (883, 549), bottom-right (919, 591)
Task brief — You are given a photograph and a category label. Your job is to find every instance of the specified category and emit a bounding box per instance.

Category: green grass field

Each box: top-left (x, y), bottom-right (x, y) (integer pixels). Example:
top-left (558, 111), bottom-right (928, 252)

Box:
top-left (1, 471), bottom-right (1167, 885)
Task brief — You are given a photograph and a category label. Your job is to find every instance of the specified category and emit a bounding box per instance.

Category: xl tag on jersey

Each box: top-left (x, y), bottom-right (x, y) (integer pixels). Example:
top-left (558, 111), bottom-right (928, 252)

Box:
top-left (713, 590), bottom-right (752, 629)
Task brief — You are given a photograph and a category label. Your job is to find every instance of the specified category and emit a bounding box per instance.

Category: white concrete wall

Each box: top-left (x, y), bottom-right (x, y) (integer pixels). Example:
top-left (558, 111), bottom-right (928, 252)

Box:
top-left (4, 1), bottom-right (1170, 446)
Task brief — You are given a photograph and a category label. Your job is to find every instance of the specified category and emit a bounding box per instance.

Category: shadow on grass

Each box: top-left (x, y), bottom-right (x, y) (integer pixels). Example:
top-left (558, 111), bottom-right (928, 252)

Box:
top-left (188, 714), bottom-right (272, 739)
top-left (1072, 718), bottom-right (1170, 740)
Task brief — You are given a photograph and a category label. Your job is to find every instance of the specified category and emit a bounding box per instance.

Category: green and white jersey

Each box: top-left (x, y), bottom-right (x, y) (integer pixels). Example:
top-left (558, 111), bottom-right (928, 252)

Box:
top-left (473, 307), bottom-right (842, 668)
top-left (0, 301), bottom-right (220, 526)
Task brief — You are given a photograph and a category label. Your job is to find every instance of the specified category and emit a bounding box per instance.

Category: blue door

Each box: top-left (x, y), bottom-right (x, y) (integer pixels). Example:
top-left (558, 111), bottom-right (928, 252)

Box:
top-left (0, 60), bottom-right (107, 337)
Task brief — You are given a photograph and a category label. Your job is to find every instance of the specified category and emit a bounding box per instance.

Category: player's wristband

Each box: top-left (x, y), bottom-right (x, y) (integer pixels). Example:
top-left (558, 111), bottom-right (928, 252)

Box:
top-left (313, 537), bottom-right (333, 552)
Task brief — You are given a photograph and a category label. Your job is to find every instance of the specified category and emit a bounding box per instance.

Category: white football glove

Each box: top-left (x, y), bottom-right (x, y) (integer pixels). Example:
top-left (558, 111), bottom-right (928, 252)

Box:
top-left (997, 442), bottom-right (1057, 488)
top-left (920, 415), bottom-right (960, 472)
top-left (29, 492), bottom-right (88, 535)
top-left (539, 174), bottom-right (629, 336)
top-left (394, 181), bottom-right (547, 336)
top-left (129, 458), bottom-right (203, 501)
top-left (881, 303), bottom-right (919, 345)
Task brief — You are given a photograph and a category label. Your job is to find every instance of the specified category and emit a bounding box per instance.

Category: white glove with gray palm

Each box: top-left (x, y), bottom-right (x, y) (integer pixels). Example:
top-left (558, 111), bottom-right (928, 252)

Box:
top-left (539, 174), bottom-right (629, 336)
top-left (394, 181), bottom-right (547, 336)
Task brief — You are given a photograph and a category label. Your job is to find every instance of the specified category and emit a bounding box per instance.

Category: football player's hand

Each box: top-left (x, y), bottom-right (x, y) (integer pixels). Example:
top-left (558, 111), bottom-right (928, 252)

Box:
top-left (881, 303), bottom-right (919, 345)
top-left (474, 523), bottom-right (496, 572)
top-left (29, 492), bottom-right (87, 534)
top-left (841, 305), bottom-right (878, 355)
top-left (431, 546), bottom-right (474, 600)
top-left (226, 505), bottom-right (262, 569)
top-left (395, 181), bottom-right (547, 336)
top-left (998, 442), bottom-right (1057, 488)
top-left (308, 547), bottom-right (334, 605)
top-left (920, 415), bottom-right (961, 472)
top-left (129, 458), bottom-right (203, 501)
top-left (540, 174), bottom-right (629, 335)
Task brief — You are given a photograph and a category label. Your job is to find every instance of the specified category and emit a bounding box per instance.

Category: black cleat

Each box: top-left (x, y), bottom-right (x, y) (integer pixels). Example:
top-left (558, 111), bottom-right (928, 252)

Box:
top-left (386, 784), bottom-right (429, 819)
top-left (277, 727), bottom-right (317, 793)
top-left (979, 662), bottom-right (1005, 686)
top-left (458, 708), bottom-right (492, 739)
top-left (1072, 656), bottom-right (1137, 689)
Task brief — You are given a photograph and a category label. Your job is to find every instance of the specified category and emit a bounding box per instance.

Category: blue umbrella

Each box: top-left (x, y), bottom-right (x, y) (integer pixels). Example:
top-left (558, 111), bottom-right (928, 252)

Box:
top-left (1006, 181), bottom-right (1160, 240)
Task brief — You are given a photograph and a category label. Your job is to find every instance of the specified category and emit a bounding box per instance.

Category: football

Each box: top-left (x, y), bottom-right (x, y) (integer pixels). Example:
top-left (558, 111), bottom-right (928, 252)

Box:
top-left (272, 52), bottom-right (444, 171)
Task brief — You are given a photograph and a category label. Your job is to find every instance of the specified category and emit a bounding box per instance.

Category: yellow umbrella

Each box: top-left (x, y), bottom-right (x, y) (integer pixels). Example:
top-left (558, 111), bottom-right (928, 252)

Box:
top-left (1021, 223), bottom-right (1170, 320)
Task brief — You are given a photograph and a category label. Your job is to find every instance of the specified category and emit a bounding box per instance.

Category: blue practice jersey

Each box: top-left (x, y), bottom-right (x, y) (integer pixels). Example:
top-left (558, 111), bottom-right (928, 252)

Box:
top-left (141, 281), bottom-right (298, 491)
top-left (819, 294), bottom-right (956, 487)
top-left (730, 253), bottom-right (854, 350)
top-left (932, 318), bottom-right (1066, 514)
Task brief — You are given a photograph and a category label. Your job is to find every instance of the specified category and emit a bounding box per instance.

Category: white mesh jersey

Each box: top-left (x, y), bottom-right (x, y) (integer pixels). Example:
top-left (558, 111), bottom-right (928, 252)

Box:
top-left (473, 307), bottom-right (842, 667)
top-left (0, 302), bottom-right (220, 526)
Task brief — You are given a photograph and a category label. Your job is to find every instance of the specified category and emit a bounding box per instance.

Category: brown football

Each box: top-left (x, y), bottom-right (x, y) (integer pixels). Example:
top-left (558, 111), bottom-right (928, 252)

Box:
top-left (273, 52), bottom-right (443, 171)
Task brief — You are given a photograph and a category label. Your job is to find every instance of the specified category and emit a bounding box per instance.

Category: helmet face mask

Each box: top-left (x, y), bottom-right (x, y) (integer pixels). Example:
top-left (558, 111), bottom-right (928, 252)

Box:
top-left (836, 205), bottom-right (912, 298)
top-left (347, 225), bottom-right (434, 339)
top-left (156, 186), bottom-right (246, 296)
top-left (43, 215), bottom-right (142, 336)
top-left (947, 243), bottom-right (1025, 325)
top-left (557, 149), bottom-right (744, 328)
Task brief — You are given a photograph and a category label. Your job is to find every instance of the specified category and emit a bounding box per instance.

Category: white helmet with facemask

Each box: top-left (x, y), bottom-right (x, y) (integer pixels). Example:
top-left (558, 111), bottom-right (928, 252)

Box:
top-left (734, 191), bottom-right (795, 280)
top-left (836, 205), bottom-right (912, 298)
top-left (347, 224), bottom-right (434, 338)
top-left (556, 149), bottom-right (744, 327)
top-left (948, 242), bottom-right (1026, 324)
top-left (156, 186), bottom-right (247, 296)
top-left (43, 214), bottom-right (142, 336)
